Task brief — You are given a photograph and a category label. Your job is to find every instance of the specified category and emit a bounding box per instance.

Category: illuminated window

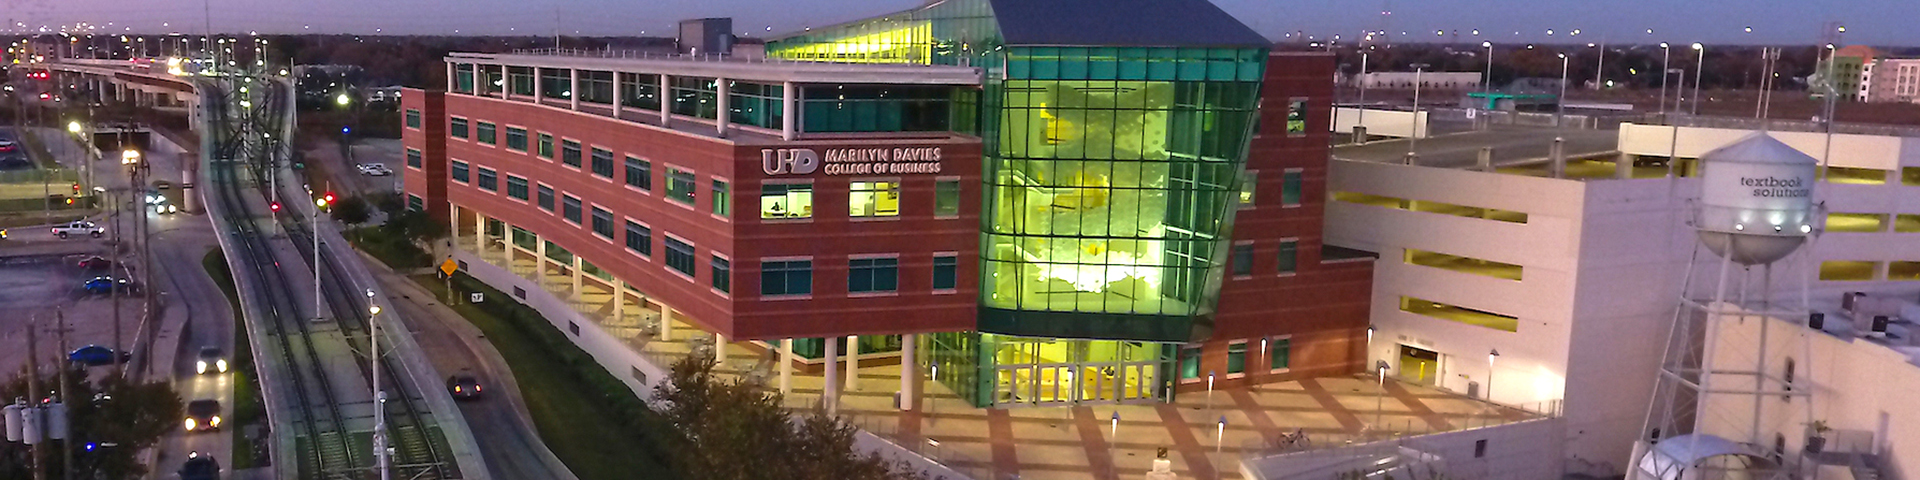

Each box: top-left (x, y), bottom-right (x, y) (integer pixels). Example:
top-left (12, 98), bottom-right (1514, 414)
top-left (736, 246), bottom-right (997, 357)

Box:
top-left (762, 183), bottom-right (813, 219)
top-left (537, 133), bottom-right (554, 159)
top-left (1286, 99), bottom-right (1308, 134)
top-left (1239, 170), bottom-right (1257, 205)
top-left (1826, 213), bottom-right (1887, 233)
top-left (1825, 166), bottom-right (1887, 185)
top-left (1819, 261), bottom-right (1878, 281)
top-left (1399, 296), bottom-right (1519, 332)
top-left (849, 181), bottom-right (900, 217)
top-left (1890, 261), bottom-right (1920, 281)
top-left (711, 180), bottom-right (730, 216)
top-left (667, 168), bottom-right (696, 205)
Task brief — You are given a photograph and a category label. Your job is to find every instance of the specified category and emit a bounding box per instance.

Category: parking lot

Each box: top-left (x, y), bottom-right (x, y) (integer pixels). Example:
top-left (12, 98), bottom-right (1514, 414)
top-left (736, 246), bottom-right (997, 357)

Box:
top-left (0, 245), bottom-right (149, 378)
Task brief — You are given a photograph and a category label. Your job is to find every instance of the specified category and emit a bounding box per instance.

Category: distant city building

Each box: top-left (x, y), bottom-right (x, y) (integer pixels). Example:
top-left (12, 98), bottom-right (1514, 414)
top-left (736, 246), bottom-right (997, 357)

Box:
top-left (1865, 57), bottom-right (1920, 104)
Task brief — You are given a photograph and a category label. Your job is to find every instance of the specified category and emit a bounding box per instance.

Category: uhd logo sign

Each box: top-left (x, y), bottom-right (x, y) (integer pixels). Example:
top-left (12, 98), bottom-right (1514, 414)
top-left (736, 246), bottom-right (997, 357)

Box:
top-left (761, 148), bottom-right (820, 175)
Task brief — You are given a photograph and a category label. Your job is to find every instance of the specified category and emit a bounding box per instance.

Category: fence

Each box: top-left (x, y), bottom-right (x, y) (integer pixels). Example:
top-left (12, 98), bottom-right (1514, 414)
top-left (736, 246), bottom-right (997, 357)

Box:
top-left (841, 410), bottom-right (991, 480)
top-left (1240, 399), bottom-right (1562, 459)
top-left (1657, 114), bottom-right (1920, 138)
top-left (1239, 404), bottom-right (1568, 480)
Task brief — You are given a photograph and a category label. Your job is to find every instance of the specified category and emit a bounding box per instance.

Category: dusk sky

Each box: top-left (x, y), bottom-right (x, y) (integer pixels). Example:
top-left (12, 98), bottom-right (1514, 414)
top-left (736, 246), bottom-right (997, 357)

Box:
top-left (5, 0), bottom-right (1912, 46)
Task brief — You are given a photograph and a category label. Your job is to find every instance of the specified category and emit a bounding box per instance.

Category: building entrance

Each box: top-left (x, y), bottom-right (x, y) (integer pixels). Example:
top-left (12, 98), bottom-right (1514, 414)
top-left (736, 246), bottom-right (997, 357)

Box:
top-left (984, 335), bottom-right (1169, 406)
top-left (1399, 344), bottom-right (1441, 386)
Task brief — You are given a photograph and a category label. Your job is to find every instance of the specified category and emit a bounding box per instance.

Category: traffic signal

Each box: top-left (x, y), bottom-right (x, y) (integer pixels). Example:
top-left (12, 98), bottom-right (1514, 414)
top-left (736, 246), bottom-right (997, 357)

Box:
top-left (324, 192), bottom-right (336, 204)
top-left (269, 202), bottom-right (281, 212)
top-left (70, 183), bottom-right (80, 193)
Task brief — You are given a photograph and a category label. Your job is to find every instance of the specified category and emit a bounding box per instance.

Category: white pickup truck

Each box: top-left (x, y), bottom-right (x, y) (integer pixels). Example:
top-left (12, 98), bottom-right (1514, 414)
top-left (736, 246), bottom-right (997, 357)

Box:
top-left (51, 221), bottom-right (105, 239)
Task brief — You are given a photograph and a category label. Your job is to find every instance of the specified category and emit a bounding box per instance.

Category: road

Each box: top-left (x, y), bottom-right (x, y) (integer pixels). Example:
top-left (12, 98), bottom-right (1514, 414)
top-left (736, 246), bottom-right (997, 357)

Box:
top-left (1334, 124), bottom-right (1619, 169)
top-left (374, 267), bottom-right (573, 480)
top-left (302, 137), bottom-right (400, 199)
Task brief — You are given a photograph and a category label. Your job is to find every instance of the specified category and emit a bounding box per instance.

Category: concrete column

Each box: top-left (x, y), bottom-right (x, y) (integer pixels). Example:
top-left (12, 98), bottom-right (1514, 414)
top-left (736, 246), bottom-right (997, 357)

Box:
top-left (779, 338), bottom-right (793, 396)
top-left (658, 74), bottom-right (671, 126)
top-left (568, 68), bottom-right (580, 110)
top-left (660, 305), bottom-right (674, 341)
top-left (611, 72), bottom-right (624, 119)
top-left (1549, 137), bottom-right (1567, 178)
top-left (503, 224), bottom-right (514, 267)
top-left (1351, 125), bottom-right (1368, 144)
top-left (535, 239), bottom-right (548, 284)
top-left (613, 280), bottom-right (625, 324)
top-left (498, 64), bottom-right (510, 99)
top-left (446, 62), bottom-right (455, 92)
top-left (1477, 147), bottom-right (1495, 172)
top-left (448, 204), bottom-right (461, 255)
top-left (533, 67), bottom-right (543, 101)
top-left (570, 255), bottom-right (583, 300)
top-left (845, 335), bottom-right (859, 391)
top-left (781, 81), bottom-right (796, 141)
top-left (715, 78), bottom-right (730, 137)
top-left (714, 333), bottom-right (728, 363)
top-left (474, 212), bottom-right (485, 255)
top-left (824, 338), bottom-right (840, 414)
top-left (1616, 153), bottom-right (1636, 179)
top-left (899, 333), bottom-right (916, 411)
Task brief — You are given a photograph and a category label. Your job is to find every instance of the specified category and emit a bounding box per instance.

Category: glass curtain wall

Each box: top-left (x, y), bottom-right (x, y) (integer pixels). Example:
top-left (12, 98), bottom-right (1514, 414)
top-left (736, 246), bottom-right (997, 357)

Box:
top-left (924, 333), bottom-right (1171, 407)
top-left (620, 73), bottom-right (662, 111)
top-left (509, 67), bottom-right (536, 96)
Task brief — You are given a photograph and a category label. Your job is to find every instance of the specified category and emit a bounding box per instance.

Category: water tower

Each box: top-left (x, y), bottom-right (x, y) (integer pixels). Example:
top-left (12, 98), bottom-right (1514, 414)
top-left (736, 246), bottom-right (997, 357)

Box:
top-left (1631, 133), bottom-right (1822, 480)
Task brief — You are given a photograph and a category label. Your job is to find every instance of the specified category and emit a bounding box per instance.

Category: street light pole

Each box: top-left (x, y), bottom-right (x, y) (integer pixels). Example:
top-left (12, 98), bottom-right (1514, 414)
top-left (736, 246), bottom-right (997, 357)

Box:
top-left (1409, 62), bottom-right (1430, 157)
top-left (1556, 53), bottom-right (1569, 127)
top-left (1481, 42), bottom-right (1493, 130)
top-left (1356, 50), bottom-right (1369, 139)
top-left (1691, 43), bottom-right (1705, 115)
top-left (368, 293), bottom-right (390, 480)
top-left (1658, 43), bottom-right (1671, 116)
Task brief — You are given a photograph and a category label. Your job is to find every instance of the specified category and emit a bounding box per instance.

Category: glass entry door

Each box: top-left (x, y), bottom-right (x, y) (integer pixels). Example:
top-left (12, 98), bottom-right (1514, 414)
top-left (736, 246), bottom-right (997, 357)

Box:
top-left (985, 335), bottom-right (1172, 407)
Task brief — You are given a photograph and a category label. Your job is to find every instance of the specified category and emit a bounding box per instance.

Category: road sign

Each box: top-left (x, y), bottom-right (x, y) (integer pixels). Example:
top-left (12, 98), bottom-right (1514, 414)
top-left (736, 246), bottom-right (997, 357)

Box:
top-left (439, 258), bottom-right (458, 277)
top-left (469, 292), bottom-right (484, 303)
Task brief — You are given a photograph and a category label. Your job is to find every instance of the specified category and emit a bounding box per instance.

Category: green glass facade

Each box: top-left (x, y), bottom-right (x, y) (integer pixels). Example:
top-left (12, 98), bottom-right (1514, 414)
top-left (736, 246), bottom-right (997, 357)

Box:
top-left (770, 0), bottom-right (1265, 407)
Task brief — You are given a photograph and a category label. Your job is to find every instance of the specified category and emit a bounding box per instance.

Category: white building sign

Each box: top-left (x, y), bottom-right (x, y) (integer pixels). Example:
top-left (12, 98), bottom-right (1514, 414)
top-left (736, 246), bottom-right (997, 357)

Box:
top-left (763, 147), bottom-right (943, 176)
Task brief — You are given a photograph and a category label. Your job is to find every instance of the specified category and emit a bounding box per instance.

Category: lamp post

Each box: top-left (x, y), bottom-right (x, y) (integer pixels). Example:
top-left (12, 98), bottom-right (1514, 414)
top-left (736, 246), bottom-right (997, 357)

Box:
top-left (1487, 349), bottom-right (1500, 403)
top-left (1657, 43), bottom-right (1671, 116)
top-left (1356, 49), bottom-right (1370, 141)
top-left (313, 196), bottom-right (327, 321)
top-left (1592, 41), bottom-right (1607, 90)
top-left (118, 147), bottom-right (144, 378)
top-left (1690, 43), bottom-right (1705, 115)
top-left (1556, 53), bottom-right (1569, 127)
top-left (1409, 62), bottom-right (1430, 156)
top-left (1481, 41), bottom-right (1494, 130)
top-left (1374, 360), bottom-right (1390, 432)
top-left (368, 292), bottom-right (391, 480)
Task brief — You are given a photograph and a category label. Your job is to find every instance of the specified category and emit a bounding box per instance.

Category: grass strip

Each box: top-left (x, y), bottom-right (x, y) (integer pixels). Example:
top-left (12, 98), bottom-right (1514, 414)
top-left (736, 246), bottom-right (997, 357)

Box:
top-left (202, 249), bottom-right (266, 469)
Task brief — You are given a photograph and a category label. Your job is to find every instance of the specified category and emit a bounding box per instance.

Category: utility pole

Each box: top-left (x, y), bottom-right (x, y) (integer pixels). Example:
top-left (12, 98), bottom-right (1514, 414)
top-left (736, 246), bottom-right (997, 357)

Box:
top-left (26, 314), bottom-right (45, 480)
top-left (54, 310), bottom-right (72, 480)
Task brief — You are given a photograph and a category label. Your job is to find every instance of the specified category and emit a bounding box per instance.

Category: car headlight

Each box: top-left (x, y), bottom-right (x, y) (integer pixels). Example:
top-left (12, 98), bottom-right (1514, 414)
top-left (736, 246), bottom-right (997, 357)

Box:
top-left (183, 418), bottom-right (196, 430)
top-left (217, 360), bottom-right (228, 372)
top-left (210, 416), bottom-right (221, 427)
top-left (196, 361), bottom-right (207, 373)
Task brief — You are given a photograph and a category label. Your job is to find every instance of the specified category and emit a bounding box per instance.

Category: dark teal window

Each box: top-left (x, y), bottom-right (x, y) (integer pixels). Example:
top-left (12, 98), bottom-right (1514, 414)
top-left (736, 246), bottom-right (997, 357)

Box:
top-left (620, 73), bottom-right (662, 111)
top-left (932, 255), bottom-right (958, 290)
top-left (476, 121), bottom-right (496, 145)
top-left (591, 207), bottom-right (613, 239)
top-left (1227, 342), bottom-right (1247, 374)
top-left (1180, 346), bottom-right (1202, 380)
top-left (624, 156), bottom-right (651, 191)
top-left (666, 168), bottom-right (696, 205)
top-left (450, 160), bottom-right (469, 183)
top-left (509, 66), bottom-right (535, 96)
top-left (624, 221), bottom-right (651, 257)
top-left (536, 185), bottom-right (554, 212)
top-left (711, 256), bottom-right (731, 293)
top-left (537, 133), bottom-right (554, 159)
top-left (506, 127), bottom-right (528, 151)
top-left (477, 167), bottom-right (497, 191)
top-left (405, 148), bottom-right (421, 168)
top-left (506, 175), bottom-right (528, 200)
top-left (590, 148), bottom-right (614, 178)
top-left (1231, 244), bottom-right (1254, 276)
top-left (562, 194), bottom-right (582, 224)
top-left (404, 109), bottom-right (421, 129)
top-left (540, 67), bottom-right (570, 99)
top-left (761, 260), bottom-right (812, 296)
top-left (1282, 170), bottom-right (1303, 206)
top-left (849, 257), bottom-right (898, 293)
top-left (1269, 338), bottom-right (1291, 370)
top-left (1278, 240), bottom-right (1298, 274)
top-left (561, 140), bottom-right (582, 168)
top-left (450, 117), bottom-right (469, 139)
top-left (665, 237), bottom-right (696, 277)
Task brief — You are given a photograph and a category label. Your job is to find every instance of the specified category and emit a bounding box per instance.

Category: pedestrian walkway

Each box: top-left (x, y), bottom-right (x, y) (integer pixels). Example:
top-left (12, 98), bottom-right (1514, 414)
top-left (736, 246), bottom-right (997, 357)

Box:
top-left (458, 234), bottom-right (1550, 480)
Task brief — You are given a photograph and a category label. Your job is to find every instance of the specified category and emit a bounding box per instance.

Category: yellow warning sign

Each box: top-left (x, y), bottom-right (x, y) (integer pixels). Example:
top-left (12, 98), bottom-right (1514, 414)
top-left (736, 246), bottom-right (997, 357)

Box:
top-left (439, 258), bottom-right (458, 277)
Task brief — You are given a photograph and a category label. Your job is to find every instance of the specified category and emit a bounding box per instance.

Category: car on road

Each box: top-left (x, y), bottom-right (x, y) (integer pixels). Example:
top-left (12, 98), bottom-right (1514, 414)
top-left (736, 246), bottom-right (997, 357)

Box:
top-left (1, 228), bottom-right (8, 240)
top-left (184, 399), bottom-right (222, 432)
top-left (195, 346), bottom-right (227, 375)
top-left (68, 345), bottom-right (130, 366)
top-left (82, 276), bottom-right (137, 295)
top-left (0, 140), bottom-right (15, 153)
top-left (178, 452), bottom-right (219, 480)
top-left (51, 221), bottom-right (104, 239)
top-left (447, 373), bottom-right (483, 400)
top-left (76, 255), bottom-right (113, 270)
top-left (357, 163), bottom-right (393, 176)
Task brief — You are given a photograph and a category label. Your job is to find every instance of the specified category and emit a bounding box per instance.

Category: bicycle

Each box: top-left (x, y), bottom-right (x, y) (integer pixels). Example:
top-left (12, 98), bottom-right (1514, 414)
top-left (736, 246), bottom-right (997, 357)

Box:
top-left (1277, 428), bottom-right (1312, 451)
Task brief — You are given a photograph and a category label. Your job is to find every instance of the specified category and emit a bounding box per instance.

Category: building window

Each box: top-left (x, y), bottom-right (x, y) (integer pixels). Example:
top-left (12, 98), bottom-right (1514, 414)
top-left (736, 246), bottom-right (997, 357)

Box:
top-left (407, 194), bottom-right (424, 211)
top-left (1240, 170), bottom-right (1258, 205)
top-left (1180, 346), bottom-right (1202, 380)
top-left (1286, 98), bottom-right (1308, 134)
top-left (477, 167), bottom-right (497, 191)
top-left (624, 156), bottom-right (651, 191)
top-left (506, 175), bottom-right (528, 200)
top-left (405, 109), bottom-right (421, 129)
top-left (537, 133), bottom-right (554, 159)
top-left (450, 117), bottom-right (469, 139)
top-left (848, 257), bottom-right (899, 294)
top-left (1278, 240), bottom-right (1298, 274)
top-left (849, 181), bottom-right (900, 217)
top-left (664, 237), bottom-right (696, 277)
top-left (935, 179), bottom-right (960, 217)
top-left (1227, 342), bottom-right (1248, 374)
top-left (1231, 243), bottom-right (1253, 276)
top-left (711, 256), bottom-right (730, 293)
top-left (406, 148), bottom-right (421, 168)
top-left (624, 221), bottom-right (651, 257)
top-left (562, 194), bottom-right (582, 224)
top-left (1270, 337), bottom-right (1291, 370)
top-left (760, 260), bottom-right (812, 296)
top-left (710, 180), bottom-right (730, 216)
top-left (450, 160), bottom-right (469, 183)
top-left (1282, 169), bottom-right (1303, 206)
top-left (536, 185), bottom-right (554, 212)
top-left (761, 183), bottom-right (813, 219)
top-left (561, 140), bottom-right (582, 168)
top-left (588, 148), bottom-right (614, 178)
top-left (666, 168), bottom-right (696, 205)
top-left (591, 207), bottom-right (613, 239)
top-left (932, 255), bottom-right (958, 290)
top-left (476, 121), bottom-right (497, 145)
top-left (505, 127), bottom-right (528, 151)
